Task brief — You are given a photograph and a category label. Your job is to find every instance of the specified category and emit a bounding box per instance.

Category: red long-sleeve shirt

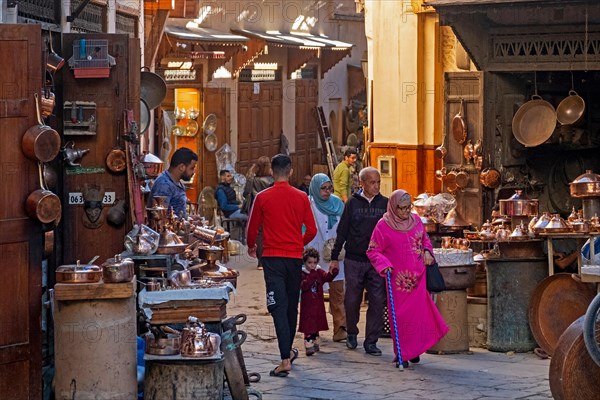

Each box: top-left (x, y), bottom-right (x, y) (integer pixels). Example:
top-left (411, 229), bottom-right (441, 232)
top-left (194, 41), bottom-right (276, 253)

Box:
top-left (246, 181), bottom-right (317, 259)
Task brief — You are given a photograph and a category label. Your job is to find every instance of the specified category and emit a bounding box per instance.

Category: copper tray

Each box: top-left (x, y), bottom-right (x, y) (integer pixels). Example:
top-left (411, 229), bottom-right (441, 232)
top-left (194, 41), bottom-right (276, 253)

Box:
top-left (528, 274), bottom-right (595, 357)
top-left (549, 317), bottom-right (600, 400)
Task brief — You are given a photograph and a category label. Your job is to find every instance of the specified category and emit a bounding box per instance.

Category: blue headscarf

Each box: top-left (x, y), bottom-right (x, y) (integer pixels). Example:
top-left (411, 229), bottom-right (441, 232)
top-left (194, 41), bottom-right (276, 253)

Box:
top-left (309, 173), bottom-right (344, 229)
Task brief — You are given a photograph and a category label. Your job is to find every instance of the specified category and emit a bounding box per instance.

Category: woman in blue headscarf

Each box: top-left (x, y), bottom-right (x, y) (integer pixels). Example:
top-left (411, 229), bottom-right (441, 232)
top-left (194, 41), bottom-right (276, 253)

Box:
top-left (306, 173), bottom-right (347, 344)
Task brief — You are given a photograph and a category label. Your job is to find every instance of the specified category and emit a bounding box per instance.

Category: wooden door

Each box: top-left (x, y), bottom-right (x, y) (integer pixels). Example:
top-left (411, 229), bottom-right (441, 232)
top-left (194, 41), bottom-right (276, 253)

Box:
top-left (293, 79), bottom-right (319, 184)
top-left (237, 81), bottom-right (282, 172)
top-left (444, 72), bottom-right (484, 227)
top-left (202, 87), bottom-right (230, 190)
top-left (0, 24), bottom-right (43, 399)
top-left (61, 34), bottom-right (139, 264)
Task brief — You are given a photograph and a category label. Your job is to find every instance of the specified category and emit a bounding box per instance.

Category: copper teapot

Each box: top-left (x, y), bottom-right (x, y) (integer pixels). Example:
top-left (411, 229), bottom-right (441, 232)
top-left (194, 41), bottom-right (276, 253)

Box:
top-left (479, 220), bottom-right (496, 240)
top-left (181, 316), bottom-right (221, 358)
top-left (495, 224), bottom-right (510, 241)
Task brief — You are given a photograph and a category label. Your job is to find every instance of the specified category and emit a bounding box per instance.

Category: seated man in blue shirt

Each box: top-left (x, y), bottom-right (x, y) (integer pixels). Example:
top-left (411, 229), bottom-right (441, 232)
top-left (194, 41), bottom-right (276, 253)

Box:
top-left (550, 236), bottom-right (600, 273)
top-left (150, 147), bottom-right (198, 218)
top-left (215, 170), bottom-right (248, 221)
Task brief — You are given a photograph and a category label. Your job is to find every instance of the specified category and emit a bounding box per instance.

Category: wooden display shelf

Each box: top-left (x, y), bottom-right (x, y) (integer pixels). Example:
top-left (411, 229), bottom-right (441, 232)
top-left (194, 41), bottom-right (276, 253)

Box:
top-left (54, 277), bottom-right (136, 301)
top-left (143, 299), bottom-right (227, 324)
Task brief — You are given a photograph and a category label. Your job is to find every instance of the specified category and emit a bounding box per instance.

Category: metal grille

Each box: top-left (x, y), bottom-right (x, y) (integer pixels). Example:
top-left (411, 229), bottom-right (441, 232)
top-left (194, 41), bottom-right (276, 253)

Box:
top-left (492, 32), bottom-right (600, 64)
top-left (18, 0), bottom-right (56, 24)
top-left (116, 13), bottom-right (137, 38)
top-left (70, 0), bottom-right (104, 33)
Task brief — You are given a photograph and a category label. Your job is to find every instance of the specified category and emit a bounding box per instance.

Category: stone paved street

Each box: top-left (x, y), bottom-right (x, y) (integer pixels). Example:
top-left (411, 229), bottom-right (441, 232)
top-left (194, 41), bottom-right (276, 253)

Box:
top-left (223, 245), bottom-right (552, 400)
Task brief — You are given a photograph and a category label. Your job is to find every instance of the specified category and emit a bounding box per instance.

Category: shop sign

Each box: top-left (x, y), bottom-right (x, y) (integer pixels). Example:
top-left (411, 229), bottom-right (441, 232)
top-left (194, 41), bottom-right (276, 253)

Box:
top-left (163, 69), bottom-right (197, 82)
top-left (239, 69), bottom-right (280, 82)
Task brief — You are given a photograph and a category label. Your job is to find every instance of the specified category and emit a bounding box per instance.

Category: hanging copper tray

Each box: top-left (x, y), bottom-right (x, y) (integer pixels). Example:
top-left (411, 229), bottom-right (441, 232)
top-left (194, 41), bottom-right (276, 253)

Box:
top-left (549, 316), bottom-right (600, 400)
top-left (528, 273), bottom-right (595, 357)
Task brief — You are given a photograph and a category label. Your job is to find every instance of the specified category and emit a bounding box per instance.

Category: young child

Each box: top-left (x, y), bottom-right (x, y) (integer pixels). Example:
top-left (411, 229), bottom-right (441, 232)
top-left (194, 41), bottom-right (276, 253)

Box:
top-left (298, 247), bottom-right (338, 356)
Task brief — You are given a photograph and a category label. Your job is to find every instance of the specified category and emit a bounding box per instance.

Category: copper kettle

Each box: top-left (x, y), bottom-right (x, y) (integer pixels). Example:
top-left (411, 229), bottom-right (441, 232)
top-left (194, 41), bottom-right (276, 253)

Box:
top-left (180, 316), bottom-right (221, 357)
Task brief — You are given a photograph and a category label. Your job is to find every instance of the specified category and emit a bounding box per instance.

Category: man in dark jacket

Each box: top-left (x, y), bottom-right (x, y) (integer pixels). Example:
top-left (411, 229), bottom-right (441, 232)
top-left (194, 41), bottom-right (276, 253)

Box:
top-left (330, 166), bottom-right (388, 356)
top-left (215, 169), bottom-right (247, 221)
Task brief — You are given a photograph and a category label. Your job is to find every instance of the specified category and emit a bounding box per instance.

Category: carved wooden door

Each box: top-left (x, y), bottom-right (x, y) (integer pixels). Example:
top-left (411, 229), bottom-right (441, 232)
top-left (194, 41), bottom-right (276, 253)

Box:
top-left (0, 24), bottom-right (43, 399)
top-left (237, 81), bottom-right (282, 172)
top-left (293, 79), bottom-right (319, 184)
top-left (444, 71), bottom-right (484, 228)
top-left (202, 87), bottom-right (230, 189)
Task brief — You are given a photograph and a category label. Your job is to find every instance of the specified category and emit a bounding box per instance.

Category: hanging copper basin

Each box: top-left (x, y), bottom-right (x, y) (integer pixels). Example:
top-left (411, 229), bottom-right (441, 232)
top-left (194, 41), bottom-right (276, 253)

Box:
top-left (570, 169), bottom-right (600, 198)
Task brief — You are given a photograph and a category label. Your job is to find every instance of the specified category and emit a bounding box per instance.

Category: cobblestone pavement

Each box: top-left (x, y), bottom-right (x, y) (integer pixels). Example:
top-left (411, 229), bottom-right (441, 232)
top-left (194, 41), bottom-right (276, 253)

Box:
top-left (224, 245), bottom-right (552, 400)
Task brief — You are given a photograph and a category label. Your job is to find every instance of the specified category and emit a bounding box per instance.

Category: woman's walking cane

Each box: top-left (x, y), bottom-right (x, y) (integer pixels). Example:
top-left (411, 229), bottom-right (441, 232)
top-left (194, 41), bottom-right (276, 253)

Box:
top-left (386, 270), bottom-right (404, 370)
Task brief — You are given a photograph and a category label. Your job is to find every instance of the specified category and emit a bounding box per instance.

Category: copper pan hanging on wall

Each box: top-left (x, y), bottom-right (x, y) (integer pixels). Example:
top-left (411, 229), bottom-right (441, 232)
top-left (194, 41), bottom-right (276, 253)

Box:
top-left (22, 92), bottom-right (61, 162)
top-left (452, 98), bottom-right (467, 144)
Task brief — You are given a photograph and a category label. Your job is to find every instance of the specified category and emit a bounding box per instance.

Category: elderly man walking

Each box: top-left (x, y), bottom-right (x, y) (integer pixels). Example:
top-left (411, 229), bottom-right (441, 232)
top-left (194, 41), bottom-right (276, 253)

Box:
top-left (329, 166), bottom-right (388, 356)
top-left (246, 154), bottom-right (317, 377)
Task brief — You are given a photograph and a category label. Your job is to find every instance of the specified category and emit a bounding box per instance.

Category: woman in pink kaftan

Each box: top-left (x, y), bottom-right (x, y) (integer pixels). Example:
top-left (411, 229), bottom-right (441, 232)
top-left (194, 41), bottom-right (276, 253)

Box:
top-left (367, 189), bottom-right (448, 367)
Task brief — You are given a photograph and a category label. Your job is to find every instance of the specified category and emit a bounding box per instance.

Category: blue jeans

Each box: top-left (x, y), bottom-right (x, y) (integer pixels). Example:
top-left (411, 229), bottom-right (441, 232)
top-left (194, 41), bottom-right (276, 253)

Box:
top-left (228, 209), bottom-right (248, 221)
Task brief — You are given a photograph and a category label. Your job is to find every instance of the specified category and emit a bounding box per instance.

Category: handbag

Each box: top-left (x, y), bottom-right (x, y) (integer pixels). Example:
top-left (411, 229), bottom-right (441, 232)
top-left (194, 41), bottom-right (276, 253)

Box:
top-left (426, 262), bottom-right (446, 292)
top-left (323, 238), bottom-right (345, 262)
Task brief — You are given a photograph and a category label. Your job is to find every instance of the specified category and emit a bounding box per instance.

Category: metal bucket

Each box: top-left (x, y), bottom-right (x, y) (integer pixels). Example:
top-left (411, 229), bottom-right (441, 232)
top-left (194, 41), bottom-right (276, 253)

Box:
top-left (486, 257), bottom-right (547, 352)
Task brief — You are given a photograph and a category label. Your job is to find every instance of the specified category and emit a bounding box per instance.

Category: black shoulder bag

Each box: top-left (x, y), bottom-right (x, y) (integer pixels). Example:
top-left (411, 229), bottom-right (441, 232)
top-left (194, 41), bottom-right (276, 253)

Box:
top-left (426, 262), bottom-right (446, 293)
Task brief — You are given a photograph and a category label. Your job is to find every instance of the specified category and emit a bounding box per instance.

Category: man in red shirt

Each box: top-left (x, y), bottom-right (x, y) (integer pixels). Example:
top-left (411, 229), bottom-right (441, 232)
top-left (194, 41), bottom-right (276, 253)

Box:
top-left (246, 154), bottom-right (317, 377)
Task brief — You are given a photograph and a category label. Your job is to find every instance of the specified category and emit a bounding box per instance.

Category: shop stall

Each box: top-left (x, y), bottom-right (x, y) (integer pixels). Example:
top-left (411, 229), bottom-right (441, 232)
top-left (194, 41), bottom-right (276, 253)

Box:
top-left (425, 0), bottom-right (600, 395)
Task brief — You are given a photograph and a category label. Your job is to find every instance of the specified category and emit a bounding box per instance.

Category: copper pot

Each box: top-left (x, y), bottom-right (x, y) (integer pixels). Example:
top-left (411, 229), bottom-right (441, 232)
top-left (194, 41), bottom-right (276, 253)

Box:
top-left (456, 170), bottom-right (470, 189)
top-left (556, 90), bottom-right (585, 126)
top-left (56, 261), bottom-right (102, 284)
top-left (570, 170), bottom-right (600, 198)
top-left (434, 144), bottom-right (447, 159)
top-left (22, 93), bottom-right (61, 162)
top-left (102, 254), bottom-right (134, 283)
top-left (452, 99), bottom-right (467, 144)
top-left (499, 190), bottom-right (539, 216)
top-left (26, 163), bottom-right (61, 224)
top-left (479, 167), bottom-right (501, 189)
top-left (46, 30), bottom-right (65, 72)
top-left (463, 140), bottom-right (474, 163)
top-left (40, 86), bottom-right (55, 119)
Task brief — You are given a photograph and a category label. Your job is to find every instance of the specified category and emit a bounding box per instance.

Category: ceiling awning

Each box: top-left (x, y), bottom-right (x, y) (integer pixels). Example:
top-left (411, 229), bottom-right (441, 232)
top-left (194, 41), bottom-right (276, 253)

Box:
top-left (231, 28), bottom-right (353, 78)
top-left (165, 19), bottom-right (249, 45)
top-left (164, 18), bottom-right (249, 77)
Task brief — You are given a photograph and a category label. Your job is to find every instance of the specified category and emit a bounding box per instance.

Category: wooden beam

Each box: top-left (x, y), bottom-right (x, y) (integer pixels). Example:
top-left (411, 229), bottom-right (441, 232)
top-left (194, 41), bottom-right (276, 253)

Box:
top-left (144, 9), bottom-right (169, 68)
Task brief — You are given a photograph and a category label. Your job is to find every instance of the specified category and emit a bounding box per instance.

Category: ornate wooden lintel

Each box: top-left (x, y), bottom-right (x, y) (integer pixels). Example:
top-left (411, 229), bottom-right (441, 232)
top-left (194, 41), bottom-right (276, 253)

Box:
top-left (207, 46), bottom-right (239, 78)
top-left (232, 38), bottom-right (266, 78)
top-left (288, 47), bottom-right (319, 78)
top-left (321, 48), bottom-right (352, 78)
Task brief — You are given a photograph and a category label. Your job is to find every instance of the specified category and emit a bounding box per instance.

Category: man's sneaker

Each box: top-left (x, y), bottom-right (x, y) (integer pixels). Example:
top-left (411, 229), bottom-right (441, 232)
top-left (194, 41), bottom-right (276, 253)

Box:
top-left (364, 343), bottom-right (382, 356)
top-left (346, 334), bottom-right (358, 349)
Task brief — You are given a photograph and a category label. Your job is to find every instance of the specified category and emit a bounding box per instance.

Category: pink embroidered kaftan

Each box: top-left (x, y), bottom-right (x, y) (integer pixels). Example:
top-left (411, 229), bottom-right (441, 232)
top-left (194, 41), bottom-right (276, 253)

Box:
top-left (367, 217), bottom-right (449, 361)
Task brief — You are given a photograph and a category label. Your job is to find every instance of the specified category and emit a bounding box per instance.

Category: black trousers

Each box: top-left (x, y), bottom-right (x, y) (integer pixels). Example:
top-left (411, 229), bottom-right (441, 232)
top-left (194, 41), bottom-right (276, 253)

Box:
top-left (262, 256), bottom-right (303, 360)
top-left (344, 258), bottom-right (386, 347)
